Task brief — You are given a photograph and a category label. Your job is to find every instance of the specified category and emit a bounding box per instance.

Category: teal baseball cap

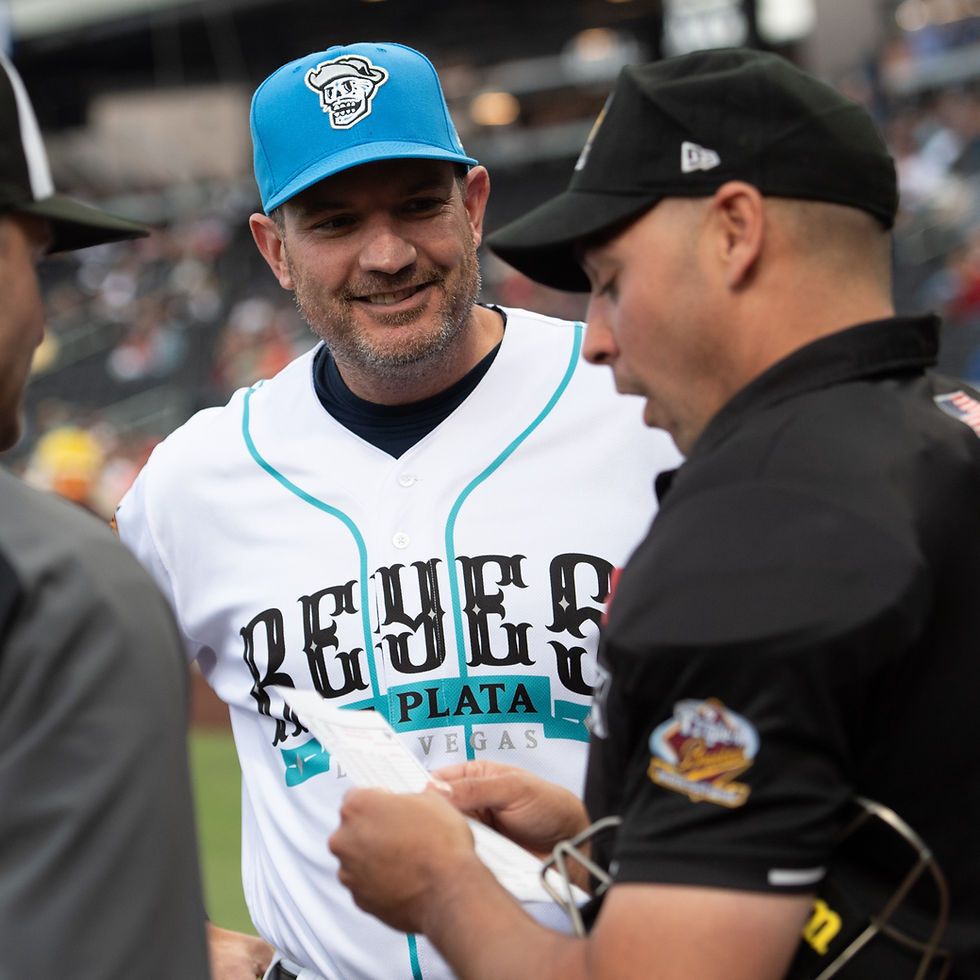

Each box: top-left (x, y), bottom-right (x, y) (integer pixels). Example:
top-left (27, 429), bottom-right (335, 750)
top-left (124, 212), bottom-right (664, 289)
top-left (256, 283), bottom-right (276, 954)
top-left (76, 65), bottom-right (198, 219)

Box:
top-left (251, 41), bottom-right (478, 214)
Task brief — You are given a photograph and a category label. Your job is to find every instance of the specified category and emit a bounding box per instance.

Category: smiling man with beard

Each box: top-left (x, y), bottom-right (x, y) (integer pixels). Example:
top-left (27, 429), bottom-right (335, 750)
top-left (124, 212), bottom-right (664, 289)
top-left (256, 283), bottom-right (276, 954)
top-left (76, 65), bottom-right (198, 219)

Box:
top-left (114, 41), bottom-right (680, 980)
top-left (256, 157), bottom-right (490, 397)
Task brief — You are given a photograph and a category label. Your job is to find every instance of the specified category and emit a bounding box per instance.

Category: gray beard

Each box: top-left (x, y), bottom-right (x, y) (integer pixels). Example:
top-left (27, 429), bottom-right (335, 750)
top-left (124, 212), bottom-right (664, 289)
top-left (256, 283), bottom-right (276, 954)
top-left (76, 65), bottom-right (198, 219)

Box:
top-left (290, 258), bottom-right (483, 384)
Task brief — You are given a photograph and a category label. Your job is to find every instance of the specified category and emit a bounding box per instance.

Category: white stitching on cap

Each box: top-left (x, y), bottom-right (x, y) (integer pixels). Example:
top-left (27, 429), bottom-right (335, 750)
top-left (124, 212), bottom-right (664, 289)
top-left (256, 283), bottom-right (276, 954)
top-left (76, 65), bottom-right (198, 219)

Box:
top-left (0, 52), bottom-right (54, 200)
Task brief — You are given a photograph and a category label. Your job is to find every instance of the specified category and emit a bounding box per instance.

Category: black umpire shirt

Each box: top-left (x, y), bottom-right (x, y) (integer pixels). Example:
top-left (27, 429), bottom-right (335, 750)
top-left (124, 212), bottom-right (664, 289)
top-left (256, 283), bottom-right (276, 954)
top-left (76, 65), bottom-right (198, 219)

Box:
top-left (585, 315), bottom-right (980, 978)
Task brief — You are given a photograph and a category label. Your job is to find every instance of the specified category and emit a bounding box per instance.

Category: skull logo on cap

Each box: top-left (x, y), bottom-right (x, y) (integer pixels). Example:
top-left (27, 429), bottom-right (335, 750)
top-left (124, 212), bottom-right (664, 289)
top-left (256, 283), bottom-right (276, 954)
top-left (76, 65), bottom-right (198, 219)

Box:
top-left (305, 55), bottom-right (389, 129)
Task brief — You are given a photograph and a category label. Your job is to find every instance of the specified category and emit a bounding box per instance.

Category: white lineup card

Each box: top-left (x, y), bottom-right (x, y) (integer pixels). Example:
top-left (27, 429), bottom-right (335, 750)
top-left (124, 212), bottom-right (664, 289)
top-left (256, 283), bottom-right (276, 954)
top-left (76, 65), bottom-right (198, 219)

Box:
top-left (274, 687), bottom-right (588, 907)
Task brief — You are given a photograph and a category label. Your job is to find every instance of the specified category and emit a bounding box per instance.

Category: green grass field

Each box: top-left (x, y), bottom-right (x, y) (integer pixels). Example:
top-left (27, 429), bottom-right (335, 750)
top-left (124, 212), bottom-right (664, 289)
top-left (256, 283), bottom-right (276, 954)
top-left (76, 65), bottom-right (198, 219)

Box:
top-left (189, 729), bottom-right (257, 935)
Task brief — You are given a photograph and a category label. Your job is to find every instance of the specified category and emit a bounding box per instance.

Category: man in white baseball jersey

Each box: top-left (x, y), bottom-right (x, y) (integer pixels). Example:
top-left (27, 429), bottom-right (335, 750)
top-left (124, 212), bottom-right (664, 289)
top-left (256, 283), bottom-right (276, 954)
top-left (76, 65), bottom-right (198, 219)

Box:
top-left (115, 41), bottom-right (680, 980)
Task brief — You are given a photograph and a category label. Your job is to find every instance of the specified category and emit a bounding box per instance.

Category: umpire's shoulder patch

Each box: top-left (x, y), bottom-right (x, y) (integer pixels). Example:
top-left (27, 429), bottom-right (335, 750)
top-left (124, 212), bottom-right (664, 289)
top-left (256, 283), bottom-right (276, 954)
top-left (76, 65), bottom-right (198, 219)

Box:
top-left (934, 390), bottom-right (980, 437)
top-left (647, 698), bottom-right (758, 808)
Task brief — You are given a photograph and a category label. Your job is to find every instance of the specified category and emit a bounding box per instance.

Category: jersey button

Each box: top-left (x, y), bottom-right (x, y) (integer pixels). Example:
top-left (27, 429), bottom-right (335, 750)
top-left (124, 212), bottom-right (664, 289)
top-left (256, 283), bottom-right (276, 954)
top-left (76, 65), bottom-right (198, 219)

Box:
top-left (397, 474), bottom-right (417, 488)
top-left (392, 532), bottom-right (410, 549)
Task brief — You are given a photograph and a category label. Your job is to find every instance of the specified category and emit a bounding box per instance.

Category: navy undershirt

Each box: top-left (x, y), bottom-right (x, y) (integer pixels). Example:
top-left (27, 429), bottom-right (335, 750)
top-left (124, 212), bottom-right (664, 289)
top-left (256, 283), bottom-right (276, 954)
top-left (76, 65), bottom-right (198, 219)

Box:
top-left (312, 306), bottom-right (506, 458)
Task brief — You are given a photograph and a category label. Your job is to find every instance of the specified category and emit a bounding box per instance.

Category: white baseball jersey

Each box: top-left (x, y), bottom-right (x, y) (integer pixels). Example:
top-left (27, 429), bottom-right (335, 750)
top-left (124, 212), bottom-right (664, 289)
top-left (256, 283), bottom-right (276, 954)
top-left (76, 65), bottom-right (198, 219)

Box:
top-left (116, 308), bottom-right (681, 979)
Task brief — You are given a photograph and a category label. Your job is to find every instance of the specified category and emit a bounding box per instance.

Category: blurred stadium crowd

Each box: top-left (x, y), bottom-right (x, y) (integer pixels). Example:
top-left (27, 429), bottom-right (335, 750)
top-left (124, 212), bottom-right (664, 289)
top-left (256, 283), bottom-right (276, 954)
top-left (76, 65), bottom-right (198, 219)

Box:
top-left (4, 13), bottom-right (980, 521)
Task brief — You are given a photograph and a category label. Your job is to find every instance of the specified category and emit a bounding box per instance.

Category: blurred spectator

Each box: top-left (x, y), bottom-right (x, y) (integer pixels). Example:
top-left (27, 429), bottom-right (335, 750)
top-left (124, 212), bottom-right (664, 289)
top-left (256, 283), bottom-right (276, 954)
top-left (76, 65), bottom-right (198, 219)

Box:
top-left (931, 227), bottom-right (980, 382)
top-left (6, 28), bottom-right (980, 516)
top-left (25, 424), bottom-right (105, 515)
top-left (211, 295), bottom-right (307, 395)
top-left (939, 88), bottom-right (980, 177)
top-left (888, 109), bottom-right (955, 212)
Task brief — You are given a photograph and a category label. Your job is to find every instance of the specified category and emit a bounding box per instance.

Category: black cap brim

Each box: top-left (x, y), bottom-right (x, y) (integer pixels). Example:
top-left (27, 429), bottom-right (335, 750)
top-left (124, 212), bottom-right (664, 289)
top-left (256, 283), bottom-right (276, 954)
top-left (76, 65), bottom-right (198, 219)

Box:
top-left (19, 193), bottom-right (150, 253)
top-left (487, 188), bottom-right (660, 292)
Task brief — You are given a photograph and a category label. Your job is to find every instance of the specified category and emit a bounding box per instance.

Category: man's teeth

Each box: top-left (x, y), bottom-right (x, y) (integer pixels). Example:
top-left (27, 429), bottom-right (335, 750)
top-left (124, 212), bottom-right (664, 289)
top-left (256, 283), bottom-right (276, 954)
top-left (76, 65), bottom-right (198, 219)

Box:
top-left (365, 286), bottom-right (421, 305)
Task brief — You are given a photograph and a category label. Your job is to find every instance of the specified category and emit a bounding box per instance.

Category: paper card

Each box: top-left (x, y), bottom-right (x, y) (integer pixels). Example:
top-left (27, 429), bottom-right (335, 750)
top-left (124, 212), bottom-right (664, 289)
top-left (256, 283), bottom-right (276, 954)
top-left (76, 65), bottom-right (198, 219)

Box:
top-left (274, 686), bottom-right (588, 908)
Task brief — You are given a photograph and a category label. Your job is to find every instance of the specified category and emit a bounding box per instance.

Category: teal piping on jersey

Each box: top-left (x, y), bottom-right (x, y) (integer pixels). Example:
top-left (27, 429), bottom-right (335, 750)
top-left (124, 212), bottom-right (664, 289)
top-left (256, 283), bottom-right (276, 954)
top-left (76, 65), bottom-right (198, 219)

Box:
top-left (244, 382), bottom-right (422, 980)
top-left (241, 382), bottom-right (382, 707)
top-left (444, 321), bottom-right (584, 762)
top-left (245, 326), bottom-right (580, 980)
top-left (407, 934), bottom-right (423, 980)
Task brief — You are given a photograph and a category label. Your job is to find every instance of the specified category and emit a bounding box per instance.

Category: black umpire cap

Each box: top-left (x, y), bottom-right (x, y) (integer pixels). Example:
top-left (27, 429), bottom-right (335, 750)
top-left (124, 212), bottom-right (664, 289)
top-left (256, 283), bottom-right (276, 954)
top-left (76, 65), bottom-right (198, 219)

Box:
top-left (0, 52), bottom-right (148, 253)
top-left (487, 47), bottom-right (899, 292)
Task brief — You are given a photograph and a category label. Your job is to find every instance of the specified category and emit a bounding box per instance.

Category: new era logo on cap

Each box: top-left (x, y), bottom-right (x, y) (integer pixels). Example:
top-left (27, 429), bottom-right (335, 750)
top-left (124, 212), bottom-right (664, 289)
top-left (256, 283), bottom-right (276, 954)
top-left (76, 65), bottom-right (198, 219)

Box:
top-left (681, 140), bottom-right (720, 173)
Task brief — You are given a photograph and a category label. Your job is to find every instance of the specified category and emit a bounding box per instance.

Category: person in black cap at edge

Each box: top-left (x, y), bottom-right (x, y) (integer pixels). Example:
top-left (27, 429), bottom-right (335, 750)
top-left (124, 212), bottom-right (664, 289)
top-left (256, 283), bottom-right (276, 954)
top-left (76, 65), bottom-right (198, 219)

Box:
top-left (328, 47), bottom-right (980, 979)
top-left (0, 53), bottom-right (211, 978)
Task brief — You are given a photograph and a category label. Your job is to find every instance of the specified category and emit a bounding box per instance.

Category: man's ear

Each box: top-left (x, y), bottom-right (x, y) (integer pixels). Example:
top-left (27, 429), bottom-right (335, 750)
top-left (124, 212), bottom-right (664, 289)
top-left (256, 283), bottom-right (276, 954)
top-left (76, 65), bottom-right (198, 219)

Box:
top-left (462, 166), bottom-right (491, 248)
top-left (249, 212), bottom-right (294, 289)
top-left (709, 181), bottom-right (765, 290)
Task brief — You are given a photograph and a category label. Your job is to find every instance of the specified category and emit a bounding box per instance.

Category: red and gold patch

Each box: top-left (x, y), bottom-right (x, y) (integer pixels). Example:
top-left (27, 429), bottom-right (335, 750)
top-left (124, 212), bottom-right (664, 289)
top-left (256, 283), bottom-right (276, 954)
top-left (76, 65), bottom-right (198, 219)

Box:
top-left (648, 698), bottom-right (759, 808)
